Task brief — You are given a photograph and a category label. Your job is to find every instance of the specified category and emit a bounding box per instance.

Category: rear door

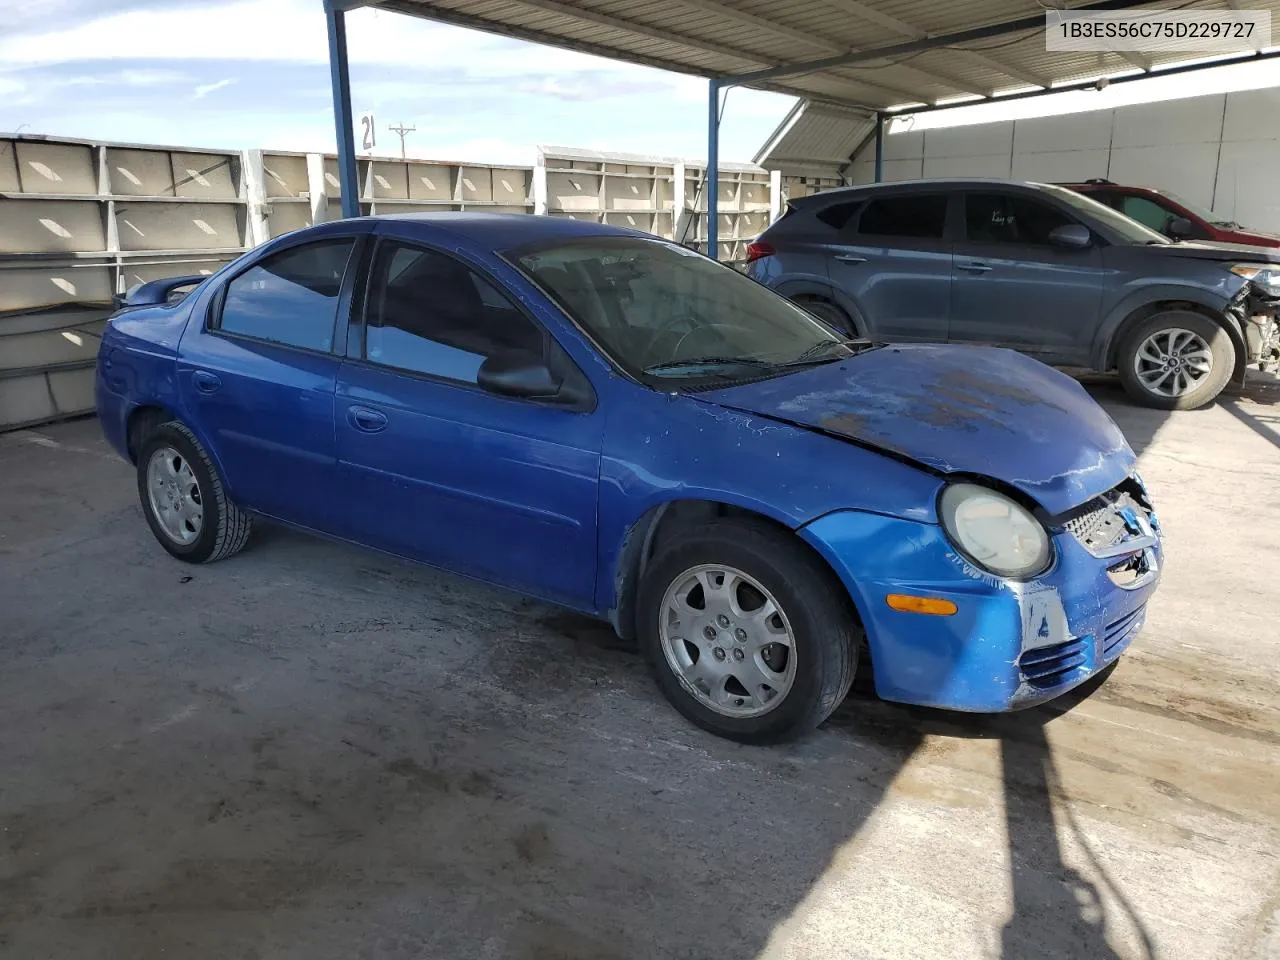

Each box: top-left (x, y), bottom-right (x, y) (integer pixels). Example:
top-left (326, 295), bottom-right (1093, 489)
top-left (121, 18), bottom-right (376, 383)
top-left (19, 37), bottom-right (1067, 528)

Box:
top-left (177, 232), bottom-right (365, 530)
top-left (824, 190), bottom-right (954, 343)
top-left (333, 232), bottom-right (604, 608)
top-left (948, 190), bottom-right (1104, 365)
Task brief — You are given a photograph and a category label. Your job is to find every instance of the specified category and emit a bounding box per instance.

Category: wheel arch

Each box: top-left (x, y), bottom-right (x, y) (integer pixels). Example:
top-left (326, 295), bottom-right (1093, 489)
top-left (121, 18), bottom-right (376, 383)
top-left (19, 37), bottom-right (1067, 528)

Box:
top-left (1098, 297), bottom-right (1248, 385)
top-left (607, 499), bottom-right (865, 648)
top-left (773, 280), bottom-right (868, 336)
top-left (125, 403), bottom-right (235, 500)
top-left (126, 403), bottom-right (179, 464)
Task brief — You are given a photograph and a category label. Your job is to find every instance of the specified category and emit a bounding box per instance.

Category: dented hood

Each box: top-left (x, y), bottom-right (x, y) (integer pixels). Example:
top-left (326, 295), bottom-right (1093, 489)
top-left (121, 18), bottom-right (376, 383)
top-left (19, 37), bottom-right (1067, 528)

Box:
top-left (699, 344), bottom-right (1134, 516)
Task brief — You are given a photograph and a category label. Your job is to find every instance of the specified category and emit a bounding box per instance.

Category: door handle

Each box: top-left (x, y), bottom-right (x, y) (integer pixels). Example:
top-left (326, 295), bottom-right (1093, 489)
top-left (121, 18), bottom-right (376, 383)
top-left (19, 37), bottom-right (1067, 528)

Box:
top-left (192, 370), bottom-right (221, 393)
top-left (957, 261), bottom-right (993, 273)
top-left (347, 405), bottom-right (388, 433)
top-left (833, 254), bottom-right (868, 264)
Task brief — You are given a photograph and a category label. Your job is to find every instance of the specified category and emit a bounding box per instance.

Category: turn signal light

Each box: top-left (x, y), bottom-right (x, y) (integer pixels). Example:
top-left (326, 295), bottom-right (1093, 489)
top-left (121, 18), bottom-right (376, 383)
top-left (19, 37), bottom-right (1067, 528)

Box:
top-left (745, 241), bottom-right (775, 263)
top-left (885, 594), bottom-right (958, 616)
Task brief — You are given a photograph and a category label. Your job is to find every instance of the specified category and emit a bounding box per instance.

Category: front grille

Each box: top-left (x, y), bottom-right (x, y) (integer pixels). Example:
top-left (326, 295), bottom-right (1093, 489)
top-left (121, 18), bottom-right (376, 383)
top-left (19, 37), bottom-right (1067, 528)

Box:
top-left (1060, 478), bottom-right (1158, 557)
top-left (1019, 638), bottom-right (1089, 689)
top-left (1102, 605), bottom-right (1146, 660)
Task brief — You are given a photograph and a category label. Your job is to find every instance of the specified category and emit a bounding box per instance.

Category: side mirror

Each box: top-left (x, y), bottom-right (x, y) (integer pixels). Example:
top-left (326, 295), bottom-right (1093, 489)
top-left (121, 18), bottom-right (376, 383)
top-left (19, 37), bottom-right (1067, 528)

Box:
top-left (1048, 223), bottom-right (1092, 249)
top-left (477, 352), bottom-right (562, 399)
top-left (1166, 216), bottom-right (1194, 239)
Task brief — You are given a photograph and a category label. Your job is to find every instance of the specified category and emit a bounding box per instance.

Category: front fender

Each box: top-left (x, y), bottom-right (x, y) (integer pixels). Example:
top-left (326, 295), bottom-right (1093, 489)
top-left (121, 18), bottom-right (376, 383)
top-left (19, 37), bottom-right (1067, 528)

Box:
top-left (1091, 281), bottom-right (1240, 371)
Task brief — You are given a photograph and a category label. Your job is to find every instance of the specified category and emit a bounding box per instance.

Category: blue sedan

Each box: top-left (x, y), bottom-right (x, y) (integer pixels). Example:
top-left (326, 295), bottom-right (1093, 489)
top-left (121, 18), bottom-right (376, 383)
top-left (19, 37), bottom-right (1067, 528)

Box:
top-left (95, 214), bottom-right (1163, 742)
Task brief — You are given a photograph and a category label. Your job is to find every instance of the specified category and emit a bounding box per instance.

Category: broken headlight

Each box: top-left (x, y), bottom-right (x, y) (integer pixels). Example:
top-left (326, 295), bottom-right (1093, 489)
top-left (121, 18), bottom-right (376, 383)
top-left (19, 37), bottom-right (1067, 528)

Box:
top-left (1228, 263), bottom-right (1280, 297)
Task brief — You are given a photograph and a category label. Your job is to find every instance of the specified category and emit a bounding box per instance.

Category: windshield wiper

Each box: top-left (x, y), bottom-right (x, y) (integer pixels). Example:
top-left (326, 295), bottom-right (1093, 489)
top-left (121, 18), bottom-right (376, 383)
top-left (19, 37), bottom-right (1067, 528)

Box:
top-left (642, 356), bottom-right (777, 376)
top-left (778, 337), bottom-right (876, 367)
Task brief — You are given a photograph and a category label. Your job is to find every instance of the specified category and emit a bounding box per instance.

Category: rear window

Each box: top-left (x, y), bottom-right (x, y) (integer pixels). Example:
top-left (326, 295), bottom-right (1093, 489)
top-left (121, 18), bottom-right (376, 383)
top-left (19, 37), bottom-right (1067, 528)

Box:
top-left (856, 195), bottom-right (947, 239)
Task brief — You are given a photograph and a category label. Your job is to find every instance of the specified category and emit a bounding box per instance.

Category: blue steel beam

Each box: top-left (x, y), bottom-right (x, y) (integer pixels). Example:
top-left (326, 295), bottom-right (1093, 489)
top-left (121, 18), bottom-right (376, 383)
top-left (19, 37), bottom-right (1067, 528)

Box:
top-left (706, 79), bottom-right (720, 261)
top-left (324, 0), bottom-right (361, 219)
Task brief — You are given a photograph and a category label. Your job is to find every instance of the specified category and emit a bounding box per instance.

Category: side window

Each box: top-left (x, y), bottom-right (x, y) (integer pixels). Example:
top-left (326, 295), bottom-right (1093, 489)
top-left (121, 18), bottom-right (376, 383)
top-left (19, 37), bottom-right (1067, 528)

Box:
top-left (216, 238), bottom-right (355, 351)
top-left (965, 193), bottom-right (1074, 245)
top-left (363, 240), bottom-right (546, 385)
top-left (1119, 195), bottom-right (1176, 233)
top-left (855, 195), bottom-right (948, 239)
top-left (814, 200), bottom-right (862, 230)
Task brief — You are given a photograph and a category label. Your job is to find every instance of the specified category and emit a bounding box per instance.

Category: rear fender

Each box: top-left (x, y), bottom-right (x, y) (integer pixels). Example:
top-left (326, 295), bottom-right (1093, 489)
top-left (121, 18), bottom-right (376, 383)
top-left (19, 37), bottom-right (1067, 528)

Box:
top-left (771, 278), bottom-right (869, 336)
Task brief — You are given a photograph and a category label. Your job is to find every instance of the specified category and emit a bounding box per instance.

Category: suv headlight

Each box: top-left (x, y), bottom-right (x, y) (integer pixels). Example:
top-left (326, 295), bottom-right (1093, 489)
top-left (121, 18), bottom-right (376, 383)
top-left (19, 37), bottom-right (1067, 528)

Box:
top-left (1228, 263), bottom-right (1280, 296)
top-left (939, 483), bottom-right (1052, 579)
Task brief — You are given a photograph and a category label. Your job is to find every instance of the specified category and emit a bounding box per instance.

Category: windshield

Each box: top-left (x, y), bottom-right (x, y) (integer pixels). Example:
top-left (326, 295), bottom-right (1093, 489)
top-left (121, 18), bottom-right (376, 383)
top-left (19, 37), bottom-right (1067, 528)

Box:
top-left (1162, 189), bottom-right (1238, 227)
top-left (1040, 183), bottom-right (1172, 245)
top-left (510, 237), bottom-right (855, 380)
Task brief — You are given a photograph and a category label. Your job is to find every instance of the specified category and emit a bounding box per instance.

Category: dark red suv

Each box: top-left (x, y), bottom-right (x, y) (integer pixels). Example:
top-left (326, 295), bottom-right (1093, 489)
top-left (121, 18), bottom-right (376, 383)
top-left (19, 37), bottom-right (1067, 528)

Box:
top-left (1061, 179), bottom-right (1280, 248)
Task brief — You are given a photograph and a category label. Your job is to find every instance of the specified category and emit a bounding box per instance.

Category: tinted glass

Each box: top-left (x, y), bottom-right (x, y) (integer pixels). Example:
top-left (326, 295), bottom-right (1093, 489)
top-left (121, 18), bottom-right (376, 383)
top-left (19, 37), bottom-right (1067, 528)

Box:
top-left (856, 195), bottom-right (947, 238)
top-left (364, 241), bottom-right (545, 384)
top-left (1038, 183), bottom-right (1170, 244)
top-left (965, 193), bottom-right (1074, 245)
top-left (514, 237), bottom-right (849, 379)
top-left (218, 238), bottom-right (354, 351)
top-left (814, 200), bottom-right (861, 230)
top-left (1119, 195), bottom-right (1176, 233)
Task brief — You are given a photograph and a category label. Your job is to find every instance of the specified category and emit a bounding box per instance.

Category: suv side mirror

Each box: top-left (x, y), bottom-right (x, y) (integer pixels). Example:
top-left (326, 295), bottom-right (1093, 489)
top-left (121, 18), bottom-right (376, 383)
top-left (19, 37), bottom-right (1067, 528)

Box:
top-left (1048, 223), bottom-right (1092, 249)
top-left (477, 352), bottom-right (562, 399)
top-left (1166, 216), bottom-right (1194, 239)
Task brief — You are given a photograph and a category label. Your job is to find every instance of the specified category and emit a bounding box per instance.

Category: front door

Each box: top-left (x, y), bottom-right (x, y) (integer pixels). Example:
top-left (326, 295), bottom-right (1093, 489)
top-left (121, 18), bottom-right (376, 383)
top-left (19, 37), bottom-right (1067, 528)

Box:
top-left (334, 236), bottom-right (603, 608)
top-left (825, 191), bottom-right (953, 343)
top-left (176, 234), bottom-right (362, 529)
top-left (948, 191), bottom-right (1104, 365)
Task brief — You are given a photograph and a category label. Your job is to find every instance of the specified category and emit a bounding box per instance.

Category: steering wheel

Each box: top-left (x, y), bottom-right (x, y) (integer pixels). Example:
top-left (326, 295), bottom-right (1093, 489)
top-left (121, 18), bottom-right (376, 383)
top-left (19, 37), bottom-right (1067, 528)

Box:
top-left (637, 314), bottom-right (701, 359)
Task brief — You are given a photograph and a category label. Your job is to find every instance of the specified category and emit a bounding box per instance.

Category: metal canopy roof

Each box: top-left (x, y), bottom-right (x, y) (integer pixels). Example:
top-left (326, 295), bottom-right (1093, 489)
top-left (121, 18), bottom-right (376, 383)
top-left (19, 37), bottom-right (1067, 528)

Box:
top-left (364, 0), bottom-right (1280, 113)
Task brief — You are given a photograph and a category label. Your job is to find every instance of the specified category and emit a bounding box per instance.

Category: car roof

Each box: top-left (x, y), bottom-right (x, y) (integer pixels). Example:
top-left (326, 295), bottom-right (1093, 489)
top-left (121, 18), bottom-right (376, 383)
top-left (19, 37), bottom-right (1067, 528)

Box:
top-left (791, 177), bottom-right (1055, 204)
top-left (348, 211), bottom-right (654, 248)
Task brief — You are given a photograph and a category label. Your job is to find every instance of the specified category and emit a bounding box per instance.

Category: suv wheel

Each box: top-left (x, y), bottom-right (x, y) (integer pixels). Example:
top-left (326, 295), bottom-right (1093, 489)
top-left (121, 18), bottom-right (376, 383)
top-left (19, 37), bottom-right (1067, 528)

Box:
top-left (794, 296), bottom-right (854, 336)
top-left (1116, 310), bottom-right (1235, 410)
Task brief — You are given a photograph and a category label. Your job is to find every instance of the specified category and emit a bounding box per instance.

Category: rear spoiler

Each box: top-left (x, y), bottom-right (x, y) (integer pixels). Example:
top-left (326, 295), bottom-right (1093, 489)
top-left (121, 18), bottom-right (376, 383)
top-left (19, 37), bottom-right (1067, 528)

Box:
top-left (112, 274), bottom-right (208, 311)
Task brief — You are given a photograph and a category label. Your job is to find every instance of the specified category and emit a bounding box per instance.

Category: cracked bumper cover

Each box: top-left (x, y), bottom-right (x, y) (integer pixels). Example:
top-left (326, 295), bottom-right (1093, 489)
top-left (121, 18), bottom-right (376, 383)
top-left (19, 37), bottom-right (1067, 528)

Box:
top-left (799, 497), bottom-right (1163, 713)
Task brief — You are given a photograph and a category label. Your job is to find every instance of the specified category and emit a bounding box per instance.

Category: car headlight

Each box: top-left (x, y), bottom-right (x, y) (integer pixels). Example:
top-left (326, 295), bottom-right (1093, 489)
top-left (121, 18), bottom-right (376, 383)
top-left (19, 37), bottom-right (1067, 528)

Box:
top-left (939, 483), bottom-right (1052, 579)
top-left (1228, 263), bottom-right (1280, 296)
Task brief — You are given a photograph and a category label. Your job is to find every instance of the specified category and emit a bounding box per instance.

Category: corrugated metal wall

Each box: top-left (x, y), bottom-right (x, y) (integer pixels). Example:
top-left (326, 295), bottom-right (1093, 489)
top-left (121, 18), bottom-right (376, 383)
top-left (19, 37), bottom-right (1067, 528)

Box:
top-left (3, 134), bottom-right (806, 432)
top-left (845, 87), bottom-right (1280, 232)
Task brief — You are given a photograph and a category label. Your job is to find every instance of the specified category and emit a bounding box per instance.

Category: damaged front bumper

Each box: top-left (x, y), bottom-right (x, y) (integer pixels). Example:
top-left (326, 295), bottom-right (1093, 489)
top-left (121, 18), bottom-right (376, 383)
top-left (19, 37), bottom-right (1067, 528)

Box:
top-left (799, 475), bottom-right (1163, 713)
top-left (1230, 285), bottom-right (1280, 373)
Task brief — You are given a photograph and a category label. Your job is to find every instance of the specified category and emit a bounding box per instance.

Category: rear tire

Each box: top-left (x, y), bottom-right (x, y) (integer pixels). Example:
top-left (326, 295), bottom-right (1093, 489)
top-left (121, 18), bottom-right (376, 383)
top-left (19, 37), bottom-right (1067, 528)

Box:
top-left (1116, 310), bottom-right (1234, 410)
top-left (637, 518), bottom-right (857, 744)
top-left (795, 296), bottom-right (855, 337)
top-left (136, 420), bottom-right (252, 564)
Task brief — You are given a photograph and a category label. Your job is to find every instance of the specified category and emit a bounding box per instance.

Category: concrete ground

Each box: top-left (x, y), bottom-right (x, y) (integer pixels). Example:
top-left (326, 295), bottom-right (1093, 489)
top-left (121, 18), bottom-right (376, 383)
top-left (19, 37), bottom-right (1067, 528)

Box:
top-left (1, 376), bottom-right (1278, 960)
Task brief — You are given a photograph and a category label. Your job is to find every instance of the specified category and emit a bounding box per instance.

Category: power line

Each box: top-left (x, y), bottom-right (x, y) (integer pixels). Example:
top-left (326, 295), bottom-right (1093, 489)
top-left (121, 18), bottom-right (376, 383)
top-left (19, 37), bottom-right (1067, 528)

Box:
top-left (388, 121), bottom-right (416, 160)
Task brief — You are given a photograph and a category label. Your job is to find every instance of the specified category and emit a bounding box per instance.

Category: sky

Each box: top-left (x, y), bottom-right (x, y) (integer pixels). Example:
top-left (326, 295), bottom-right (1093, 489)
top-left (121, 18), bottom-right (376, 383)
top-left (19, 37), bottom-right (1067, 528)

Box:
top-left (3, 0), bottom-right (1279, 167)
top-left (0, 0), bottom-right (797, 164)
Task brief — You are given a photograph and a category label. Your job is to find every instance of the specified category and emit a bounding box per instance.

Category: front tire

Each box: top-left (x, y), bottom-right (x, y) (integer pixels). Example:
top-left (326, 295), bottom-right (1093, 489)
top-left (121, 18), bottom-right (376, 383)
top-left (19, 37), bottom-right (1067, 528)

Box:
top-left (1116, 310), bottom-right (1235, 410)
top-left (136, 420), bottom-right (252, 564)
top-left (637, 519), bottom-right (858, 744)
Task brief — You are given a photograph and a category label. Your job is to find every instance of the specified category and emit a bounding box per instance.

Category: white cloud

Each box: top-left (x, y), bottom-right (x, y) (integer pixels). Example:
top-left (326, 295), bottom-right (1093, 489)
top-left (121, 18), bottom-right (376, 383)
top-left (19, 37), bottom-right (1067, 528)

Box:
top-left (193, 77), bottom-right (237, 99)
top-left (0, 0), bottom-right (630, 78)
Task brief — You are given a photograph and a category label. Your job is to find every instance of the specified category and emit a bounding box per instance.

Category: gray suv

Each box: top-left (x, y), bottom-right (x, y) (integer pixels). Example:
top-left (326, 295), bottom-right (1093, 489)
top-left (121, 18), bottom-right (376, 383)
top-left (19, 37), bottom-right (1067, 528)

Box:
top-left (747, 178), bottom-right (1280, 409)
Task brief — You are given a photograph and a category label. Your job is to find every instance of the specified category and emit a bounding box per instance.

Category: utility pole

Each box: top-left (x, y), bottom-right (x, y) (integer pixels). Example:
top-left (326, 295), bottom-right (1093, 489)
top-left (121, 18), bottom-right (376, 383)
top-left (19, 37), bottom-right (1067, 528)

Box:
top-left (388, 121), bottom-right (416, 160)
